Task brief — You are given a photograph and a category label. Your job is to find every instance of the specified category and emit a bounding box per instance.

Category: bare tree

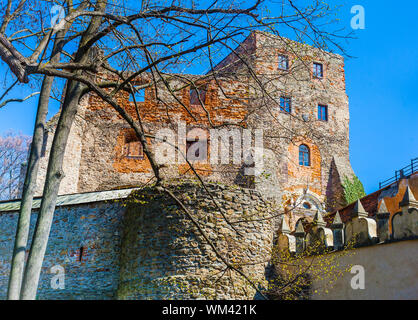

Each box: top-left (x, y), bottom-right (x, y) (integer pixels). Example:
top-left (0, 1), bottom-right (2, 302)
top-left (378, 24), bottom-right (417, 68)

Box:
top-left (0, 0), bottom-right (352, 299)
top-left (0, 131), bottom-right (30, 200)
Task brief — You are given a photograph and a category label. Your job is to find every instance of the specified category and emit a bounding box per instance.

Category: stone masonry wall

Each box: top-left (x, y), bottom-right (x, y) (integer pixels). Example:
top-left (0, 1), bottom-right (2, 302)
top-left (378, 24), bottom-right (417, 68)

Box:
top-left (0, 183), bottom-right (278, 300)
top-left (75, 76), bottom-right (252, 193)
top-left (246, 32), bottom-right (353, 209)
top-left (117, 182), bottom-right (278, 299)
top-left (0, 201), bottom-right (124, 299)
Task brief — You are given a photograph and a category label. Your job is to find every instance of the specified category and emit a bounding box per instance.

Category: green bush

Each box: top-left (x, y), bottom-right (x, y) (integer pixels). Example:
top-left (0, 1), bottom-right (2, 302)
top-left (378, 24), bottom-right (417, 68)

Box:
top-left (342, 175), bottom-right (366, 205)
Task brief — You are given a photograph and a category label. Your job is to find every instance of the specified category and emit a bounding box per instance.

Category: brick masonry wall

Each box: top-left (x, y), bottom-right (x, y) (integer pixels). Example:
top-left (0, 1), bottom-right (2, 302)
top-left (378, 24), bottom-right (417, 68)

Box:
top-left (245, 32), bottom-right (353, 208)
top-left (74, 76), bottom-right (252, 193)
top-left (31, 32), bottom-right (357, 225)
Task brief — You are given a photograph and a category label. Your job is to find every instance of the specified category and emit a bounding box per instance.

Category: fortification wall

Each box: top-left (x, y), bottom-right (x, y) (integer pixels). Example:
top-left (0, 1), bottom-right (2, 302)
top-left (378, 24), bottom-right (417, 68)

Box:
top-left (1, 181), bottom-right (417, 300)
top-left (0, 183), bottom-right (278, 300)
top-left (0, 201), bottom-right (124, 299)
top-left (117, 182), bottom-right (277, 299)
top-left (28, 33), bottom-right (358, 218)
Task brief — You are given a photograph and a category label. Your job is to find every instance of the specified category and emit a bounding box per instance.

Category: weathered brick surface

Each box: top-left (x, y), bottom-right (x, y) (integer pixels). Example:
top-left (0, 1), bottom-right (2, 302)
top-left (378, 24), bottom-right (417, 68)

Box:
top-left (29, 31), bottom-right (356, 233)
top-left (241, 32), bottom-right (352, 211)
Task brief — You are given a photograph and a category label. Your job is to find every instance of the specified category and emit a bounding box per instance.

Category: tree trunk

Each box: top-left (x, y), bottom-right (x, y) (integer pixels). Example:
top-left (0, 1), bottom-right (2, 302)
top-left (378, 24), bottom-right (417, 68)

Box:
top-left (19, 80), bottom-right (84, 299)
top-left (7, 77), bottom-right (51, 299)
top-left (18, 0), bottom-right (106, 299)
top-left (7, 30), bottom-right (67, 300)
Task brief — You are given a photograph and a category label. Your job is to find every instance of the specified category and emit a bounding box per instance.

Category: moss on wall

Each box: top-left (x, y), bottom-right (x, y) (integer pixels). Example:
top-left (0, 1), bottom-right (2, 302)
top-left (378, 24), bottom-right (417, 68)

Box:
top-left (342, 175), bottom-right (366, 205)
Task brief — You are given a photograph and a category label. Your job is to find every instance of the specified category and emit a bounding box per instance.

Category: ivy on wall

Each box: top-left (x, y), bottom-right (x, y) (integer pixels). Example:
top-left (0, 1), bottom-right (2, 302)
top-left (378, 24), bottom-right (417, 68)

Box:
top-left (342, 175), bottom-right (366, 205)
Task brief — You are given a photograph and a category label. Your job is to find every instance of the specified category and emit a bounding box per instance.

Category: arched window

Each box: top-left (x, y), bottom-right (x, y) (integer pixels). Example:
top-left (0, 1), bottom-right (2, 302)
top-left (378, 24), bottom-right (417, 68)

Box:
top-left (303, 202), bottom-right (312, 209)
top-left (299, 144), bottom-right (310, 166)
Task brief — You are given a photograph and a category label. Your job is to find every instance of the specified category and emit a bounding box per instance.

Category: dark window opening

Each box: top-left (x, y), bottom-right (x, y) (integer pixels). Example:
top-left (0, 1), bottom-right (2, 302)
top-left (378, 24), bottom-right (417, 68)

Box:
top-left (313, 62), bottom-right (323, 78)
top-left (280, 96), bottom-right (291, 113)
top-left (299, 144), bottom-right (310, 167)
top-left (79, 246), bottom-right (84, 262)
top-left (190, 85), bottom-right (207, 106)
top-left (318, 104), bottom-right (328, 121)
top-left (123, 132), bottom-right (144, 159)
top-left (278, 54), bottom-right (289, 70)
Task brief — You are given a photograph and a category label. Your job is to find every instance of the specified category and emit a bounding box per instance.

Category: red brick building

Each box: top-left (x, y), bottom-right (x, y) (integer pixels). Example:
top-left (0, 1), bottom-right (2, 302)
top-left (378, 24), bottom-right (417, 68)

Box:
top-left (32, 32), bottom-right (359, 227)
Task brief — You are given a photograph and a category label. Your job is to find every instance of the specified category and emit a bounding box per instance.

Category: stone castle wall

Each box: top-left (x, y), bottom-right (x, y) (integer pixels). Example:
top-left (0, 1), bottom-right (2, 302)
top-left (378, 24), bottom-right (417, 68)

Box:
top-left (0, 183), bottom-right (278, 300)
top-left (117, 183), bottom-right (277, 299)
top-left (275, 179), bottom-right (418, 300)
top-left (245, 32), bottom-right (352, 210)
top-left (75, 77), bottom-right (251, 194)
top-left (0, 201), bottom-right (123, 299)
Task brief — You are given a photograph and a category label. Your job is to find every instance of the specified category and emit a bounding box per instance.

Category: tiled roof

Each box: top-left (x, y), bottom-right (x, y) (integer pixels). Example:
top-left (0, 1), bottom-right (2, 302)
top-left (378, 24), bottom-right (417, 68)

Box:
top-left (325, 172), bottom-right (418, 228)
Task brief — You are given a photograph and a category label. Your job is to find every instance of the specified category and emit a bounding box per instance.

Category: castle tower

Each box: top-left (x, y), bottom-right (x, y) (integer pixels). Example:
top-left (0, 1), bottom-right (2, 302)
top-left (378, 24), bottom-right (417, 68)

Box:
top-left (29, 32), bottom-right (360, 222)
top-left (213, 31), bottom-right (360, 222)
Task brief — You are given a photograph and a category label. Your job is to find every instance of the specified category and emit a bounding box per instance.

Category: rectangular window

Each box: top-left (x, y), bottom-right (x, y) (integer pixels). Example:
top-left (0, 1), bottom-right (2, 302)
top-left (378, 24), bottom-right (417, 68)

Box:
top-left (190, 85), bottom-right (207, 106)
top-left (123, 132), bottom-right (144, 159)
top-left (313, 62), bottom-right (323, 78)
top-left (280, 96), bottom-right (291, 113)
top-left (126, 141), bottom-right (143, 158)
top-left (318, 104), bottom-right (328, 121)
top-left (186, 139), bottom-right (208, 161)
top-left (129, 88), bottom-right (145, 102)
top-left (278, 54), bottom-right (289, 70)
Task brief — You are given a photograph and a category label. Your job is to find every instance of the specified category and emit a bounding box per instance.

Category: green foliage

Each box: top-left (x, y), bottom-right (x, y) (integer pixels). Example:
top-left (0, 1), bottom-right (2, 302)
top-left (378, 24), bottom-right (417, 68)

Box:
top-left (342, 175), bottom-right (366, 205)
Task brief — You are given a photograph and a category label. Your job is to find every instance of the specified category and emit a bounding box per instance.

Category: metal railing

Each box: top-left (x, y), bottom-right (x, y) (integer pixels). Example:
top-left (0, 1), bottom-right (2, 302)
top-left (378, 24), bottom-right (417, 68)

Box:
top-left (379, 157), bottom-right (418, 189)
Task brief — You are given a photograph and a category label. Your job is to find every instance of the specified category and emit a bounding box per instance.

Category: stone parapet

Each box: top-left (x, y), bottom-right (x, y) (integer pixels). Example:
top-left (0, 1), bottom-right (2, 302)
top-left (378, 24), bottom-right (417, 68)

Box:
top-left (277, 187), bottom-right (418, 256)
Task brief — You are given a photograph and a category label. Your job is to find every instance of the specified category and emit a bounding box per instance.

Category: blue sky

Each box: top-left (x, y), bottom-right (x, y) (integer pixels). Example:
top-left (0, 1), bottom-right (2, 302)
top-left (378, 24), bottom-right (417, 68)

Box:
top-left (340, 0), bottom-right (418, 193)
top-left (0, 0), bottom-right (417, 194)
